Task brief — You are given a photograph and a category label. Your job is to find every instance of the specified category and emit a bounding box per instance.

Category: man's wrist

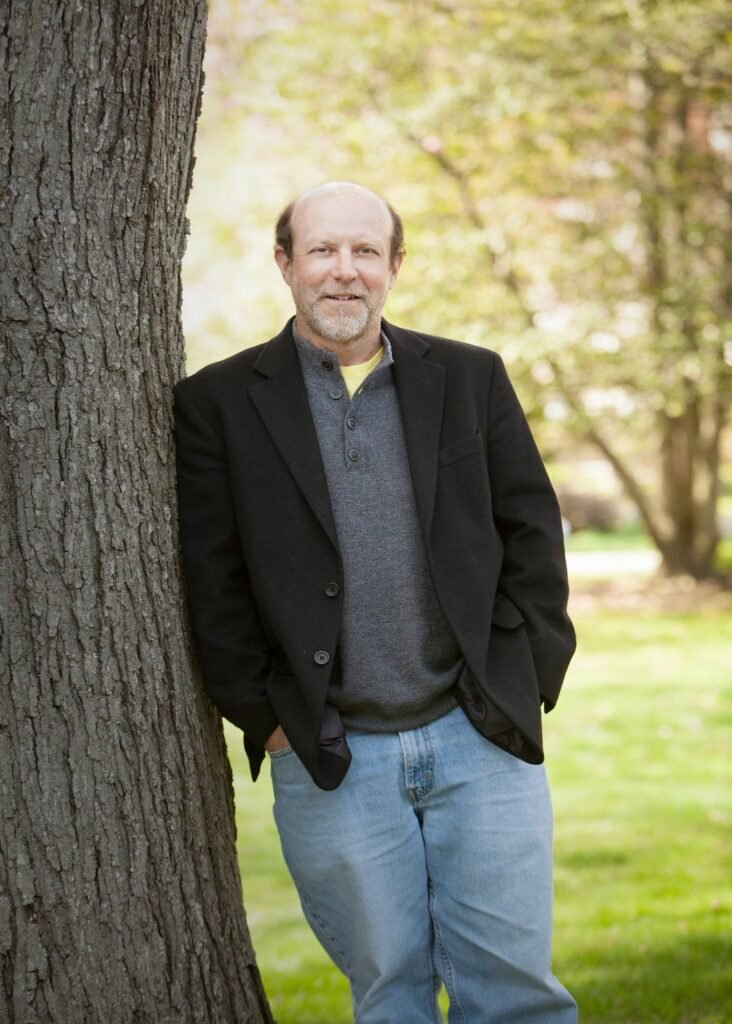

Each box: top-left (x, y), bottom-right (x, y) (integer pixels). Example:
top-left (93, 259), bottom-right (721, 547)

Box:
top-left (264, 725), bottom-right (290, 752)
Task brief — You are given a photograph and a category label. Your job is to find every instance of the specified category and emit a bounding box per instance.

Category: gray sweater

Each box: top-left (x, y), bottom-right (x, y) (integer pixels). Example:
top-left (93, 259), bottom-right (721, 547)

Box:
top-left (294, 327), bottom-right (461, 732)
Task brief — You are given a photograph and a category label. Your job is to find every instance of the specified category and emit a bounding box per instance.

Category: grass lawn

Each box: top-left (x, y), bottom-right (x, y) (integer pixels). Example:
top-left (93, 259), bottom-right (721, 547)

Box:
top-left (565, 528), bottom-right (654, 552)
top-left (226, 599), bottom-right (732, 1023)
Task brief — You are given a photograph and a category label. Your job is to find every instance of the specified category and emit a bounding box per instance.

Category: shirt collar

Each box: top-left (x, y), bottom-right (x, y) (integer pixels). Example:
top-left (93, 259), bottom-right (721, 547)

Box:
top-left (292, 321), bottom-right (394, 384)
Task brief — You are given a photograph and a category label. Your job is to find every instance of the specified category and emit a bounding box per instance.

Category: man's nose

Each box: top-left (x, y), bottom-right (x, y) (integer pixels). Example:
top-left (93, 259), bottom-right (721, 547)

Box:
top-left (332, 248), bottom-right (357, 280)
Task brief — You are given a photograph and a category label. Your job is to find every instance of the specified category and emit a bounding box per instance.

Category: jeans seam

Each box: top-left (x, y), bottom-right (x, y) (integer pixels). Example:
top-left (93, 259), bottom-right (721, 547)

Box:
top-left (299, 888), bottom-right (354, 981)
top-left (429, 879), bottom-right (466, 1024)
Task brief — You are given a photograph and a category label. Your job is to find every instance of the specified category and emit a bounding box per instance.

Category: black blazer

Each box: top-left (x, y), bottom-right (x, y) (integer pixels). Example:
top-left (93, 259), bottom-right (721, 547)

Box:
top-left (174, 319), bottom-right (575, 790)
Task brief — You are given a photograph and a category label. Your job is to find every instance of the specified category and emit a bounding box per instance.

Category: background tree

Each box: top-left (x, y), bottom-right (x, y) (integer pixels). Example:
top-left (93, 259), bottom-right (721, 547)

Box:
top-left (0, 3), bottom-right (273, 1021)
top-left (188, 0), bottom-right (732, 580)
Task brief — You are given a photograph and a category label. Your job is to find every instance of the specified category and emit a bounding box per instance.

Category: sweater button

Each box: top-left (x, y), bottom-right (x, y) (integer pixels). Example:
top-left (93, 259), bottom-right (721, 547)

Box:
top-left (322, 359), bottom-right (334, 371)
top-left (329, 387), bottom-right (343, 400)
top-left (325, 582), bottom-right (340, 597)
top-left (348, 449), bottom-right (360, 462)
top-left (346, 417), bottom-right (356, 429)
top-left (313, 650), bottom-right (330, 665)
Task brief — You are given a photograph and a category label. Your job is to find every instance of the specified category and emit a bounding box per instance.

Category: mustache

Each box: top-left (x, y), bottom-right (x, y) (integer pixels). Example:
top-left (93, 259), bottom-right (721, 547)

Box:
top-left (317, 289), bottom-right (367, 299)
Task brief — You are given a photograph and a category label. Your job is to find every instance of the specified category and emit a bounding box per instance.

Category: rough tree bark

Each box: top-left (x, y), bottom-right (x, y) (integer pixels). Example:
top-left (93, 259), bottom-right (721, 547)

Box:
top-left (1, 3), bottom-right (274, 1022)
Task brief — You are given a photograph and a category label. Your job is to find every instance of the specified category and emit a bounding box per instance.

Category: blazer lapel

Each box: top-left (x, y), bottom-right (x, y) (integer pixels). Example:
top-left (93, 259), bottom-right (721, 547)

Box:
top-left (248, 323), bottom-right (339, 547)
top-left (385, 322), bottom-right (446, 540)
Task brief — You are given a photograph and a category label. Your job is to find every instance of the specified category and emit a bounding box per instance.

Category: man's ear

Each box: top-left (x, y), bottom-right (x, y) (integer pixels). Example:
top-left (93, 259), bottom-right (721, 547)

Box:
top-left (274, 246), bottom-right (292, 284)
top-left (389, 250), bottom-right (405, 289)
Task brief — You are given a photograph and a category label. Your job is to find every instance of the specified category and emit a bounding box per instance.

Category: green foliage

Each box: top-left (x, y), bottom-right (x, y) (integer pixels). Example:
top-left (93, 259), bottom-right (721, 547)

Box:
top-left (185, 0), bottom-right (732, 575)
top-left (716, 536), bottom-right (732, 574)
top-left (225, 603), bottom-right (732, 1023)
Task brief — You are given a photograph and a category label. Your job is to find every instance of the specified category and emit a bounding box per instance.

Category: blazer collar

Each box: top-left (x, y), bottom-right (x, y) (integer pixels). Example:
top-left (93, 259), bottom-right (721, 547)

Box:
top-left (384, 321), bottom-right (446, 539)
top-left (249, 320), bottom-right (339, 546)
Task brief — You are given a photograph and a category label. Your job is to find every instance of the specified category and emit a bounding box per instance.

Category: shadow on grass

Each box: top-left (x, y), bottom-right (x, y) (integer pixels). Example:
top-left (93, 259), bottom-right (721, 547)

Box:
top-left (568, 931), bottom-right (732, 1023)
top-left (562, 847), bottom-right (631, 870)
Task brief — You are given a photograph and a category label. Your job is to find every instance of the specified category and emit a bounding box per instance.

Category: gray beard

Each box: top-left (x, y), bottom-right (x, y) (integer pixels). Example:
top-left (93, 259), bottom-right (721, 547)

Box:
top-left (308, 302), bottom-right (373, 344)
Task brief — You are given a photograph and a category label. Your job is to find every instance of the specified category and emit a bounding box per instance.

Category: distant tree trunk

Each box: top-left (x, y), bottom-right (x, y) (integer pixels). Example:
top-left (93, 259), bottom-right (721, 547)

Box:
top-left (408, 110), bottom-right (729, 582)
top-left (0, 3), bottom-right (273, 1022)
top-left (386, 21), bottom-right (731, 582)
top-left (631, 57), bottom-right (729, 581)
top-left (657, 403), bottom-right (723, 579)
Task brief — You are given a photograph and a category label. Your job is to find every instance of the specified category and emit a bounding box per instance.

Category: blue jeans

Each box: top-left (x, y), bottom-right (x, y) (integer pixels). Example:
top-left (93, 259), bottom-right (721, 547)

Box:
top-left (269, 706), bottom-right (577, 1024)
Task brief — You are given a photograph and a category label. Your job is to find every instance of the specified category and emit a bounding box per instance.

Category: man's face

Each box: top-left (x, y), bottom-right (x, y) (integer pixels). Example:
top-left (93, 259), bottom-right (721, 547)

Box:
top-left (275, 187), bottom-right (403, 351)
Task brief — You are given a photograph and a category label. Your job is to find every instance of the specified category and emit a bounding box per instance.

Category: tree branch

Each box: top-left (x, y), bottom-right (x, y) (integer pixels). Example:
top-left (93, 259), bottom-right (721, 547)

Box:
top-left (402, 129), bottom-right (535, 328)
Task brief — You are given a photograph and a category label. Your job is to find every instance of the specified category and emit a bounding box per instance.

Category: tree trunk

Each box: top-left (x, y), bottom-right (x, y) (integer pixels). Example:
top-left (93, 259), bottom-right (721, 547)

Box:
top-left (657, 403), bottom-right (724, 580)
top-left (0, 3), bottom-right (273, 1022)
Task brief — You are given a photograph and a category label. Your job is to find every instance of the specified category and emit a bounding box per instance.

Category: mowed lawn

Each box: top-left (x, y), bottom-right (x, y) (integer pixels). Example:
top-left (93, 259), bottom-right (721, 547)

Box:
top-left (226, 600), bottom-right (732, 1024)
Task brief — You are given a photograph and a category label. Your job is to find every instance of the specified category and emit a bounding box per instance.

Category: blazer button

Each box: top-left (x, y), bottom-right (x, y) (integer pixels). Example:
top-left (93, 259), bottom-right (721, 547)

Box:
top-left (325, 582), bottom-right (340, 597)
top-left (313, 650), bottom-right (330, 665)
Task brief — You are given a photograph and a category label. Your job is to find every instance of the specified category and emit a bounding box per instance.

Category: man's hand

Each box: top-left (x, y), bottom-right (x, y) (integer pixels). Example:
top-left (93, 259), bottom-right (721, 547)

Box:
top-left (264, 725), bottom-right (290, 752)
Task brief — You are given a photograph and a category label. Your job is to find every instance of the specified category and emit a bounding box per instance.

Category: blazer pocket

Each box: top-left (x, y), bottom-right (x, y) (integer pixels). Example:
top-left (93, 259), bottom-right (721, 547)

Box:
top-left (270, 649), bottom-right (296, 676)
top-left (439, 432), bottom-right (484, 467)
top-left (491, 594), bottom-right (525, 629)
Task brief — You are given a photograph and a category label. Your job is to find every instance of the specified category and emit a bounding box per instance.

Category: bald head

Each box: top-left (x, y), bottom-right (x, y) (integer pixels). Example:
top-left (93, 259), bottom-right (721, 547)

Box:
top-left (275, 181), bottom-right (405, 268)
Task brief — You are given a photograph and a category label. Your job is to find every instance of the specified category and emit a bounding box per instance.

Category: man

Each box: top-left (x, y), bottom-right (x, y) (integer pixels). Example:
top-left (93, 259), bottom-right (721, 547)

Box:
top-left (174, 181), bottom-right (577, 1023)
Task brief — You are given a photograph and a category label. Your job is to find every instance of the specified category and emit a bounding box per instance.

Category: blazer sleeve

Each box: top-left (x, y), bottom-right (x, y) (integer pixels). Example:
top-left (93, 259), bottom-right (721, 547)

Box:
top-left (484, 356), bottom-right (576, 710)
top-left (173, 377), bottom-right (279, 750)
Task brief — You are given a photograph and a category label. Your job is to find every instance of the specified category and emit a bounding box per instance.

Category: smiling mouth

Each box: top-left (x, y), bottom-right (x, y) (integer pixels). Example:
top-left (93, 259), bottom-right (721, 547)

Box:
top-left (323, 294), bottom-right (363, 302)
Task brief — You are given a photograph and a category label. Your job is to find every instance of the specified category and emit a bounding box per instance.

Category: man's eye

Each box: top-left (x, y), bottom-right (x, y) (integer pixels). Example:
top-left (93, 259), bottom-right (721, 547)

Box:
top-left (311, 247), bottom-right (331, 254)
top-left (358, 247), bottom-right (378, 255)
